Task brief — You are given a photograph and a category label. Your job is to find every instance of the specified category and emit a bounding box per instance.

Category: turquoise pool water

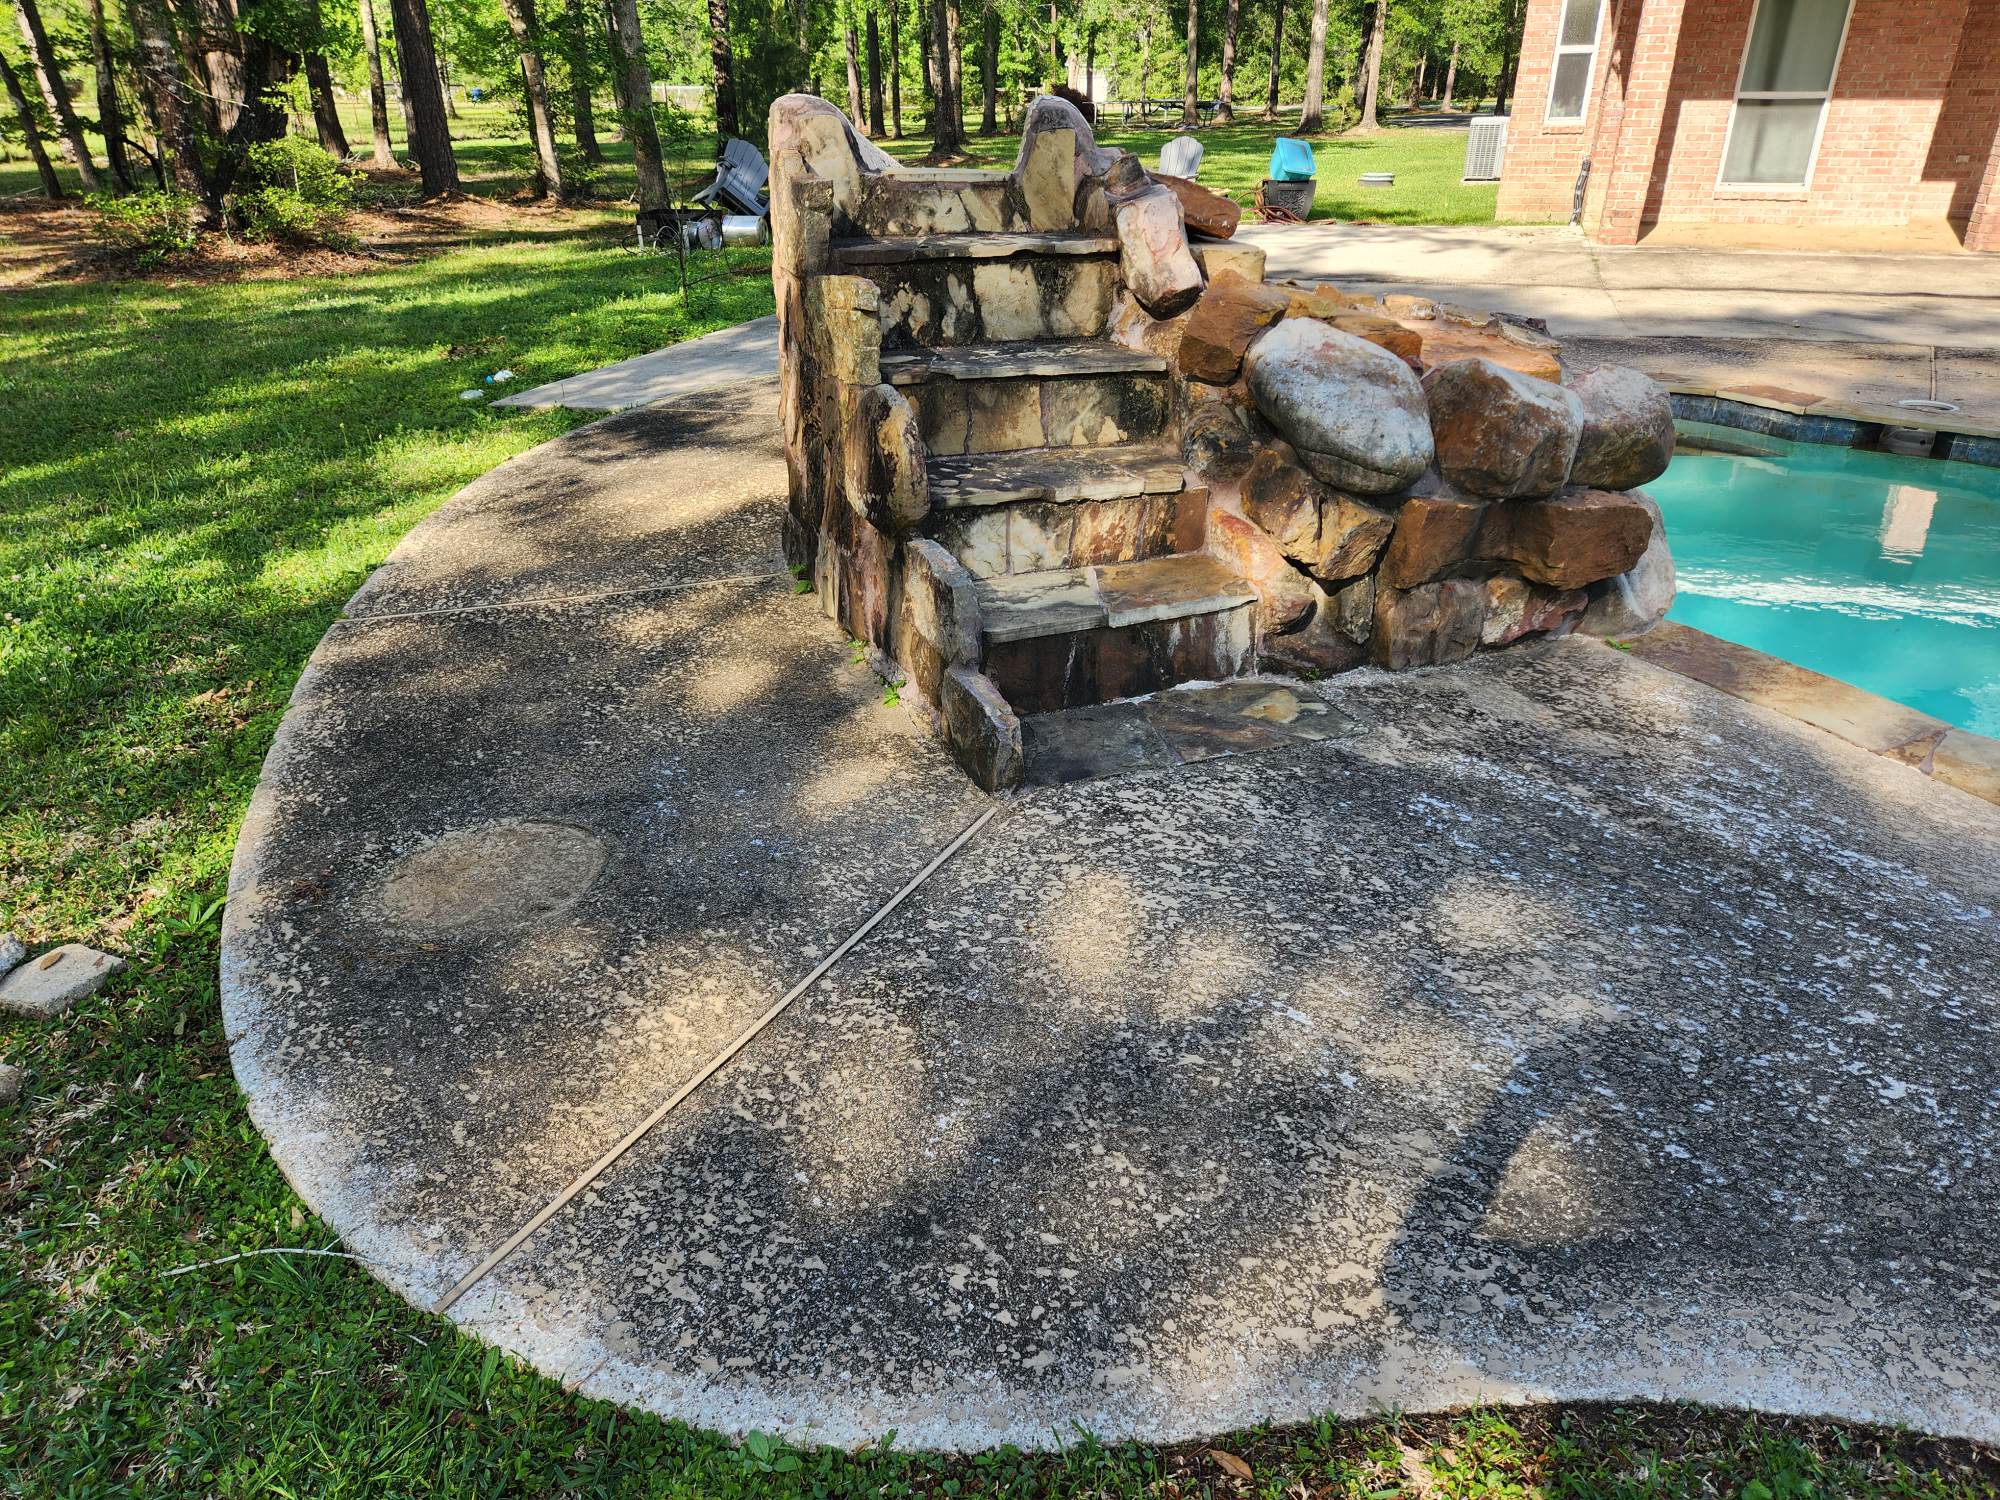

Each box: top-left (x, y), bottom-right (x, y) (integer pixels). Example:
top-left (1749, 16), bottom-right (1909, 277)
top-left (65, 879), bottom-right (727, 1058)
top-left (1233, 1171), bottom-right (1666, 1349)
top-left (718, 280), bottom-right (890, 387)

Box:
top-left (1646, 427), bottom-right (2000, 735)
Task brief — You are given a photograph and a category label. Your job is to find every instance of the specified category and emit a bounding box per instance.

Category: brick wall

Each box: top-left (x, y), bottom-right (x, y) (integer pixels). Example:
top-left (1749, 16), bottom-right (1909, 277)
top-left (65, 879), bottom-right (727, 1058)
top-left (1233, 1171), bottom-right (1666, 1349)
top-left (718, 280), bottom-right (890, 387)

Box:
top-left (1495, 0), bottom-right (2000, 248)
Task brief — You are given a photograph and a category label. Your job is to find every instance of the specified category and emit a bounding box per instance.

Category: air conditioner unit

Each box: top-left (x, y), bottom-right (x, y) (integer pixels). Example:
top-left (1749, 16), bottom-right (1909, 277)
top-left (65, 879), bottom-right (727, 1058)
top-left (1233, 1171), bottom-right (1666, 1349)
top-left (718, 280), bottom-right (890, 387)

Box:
top-left (1464, 115), bottom-right (1509, 182)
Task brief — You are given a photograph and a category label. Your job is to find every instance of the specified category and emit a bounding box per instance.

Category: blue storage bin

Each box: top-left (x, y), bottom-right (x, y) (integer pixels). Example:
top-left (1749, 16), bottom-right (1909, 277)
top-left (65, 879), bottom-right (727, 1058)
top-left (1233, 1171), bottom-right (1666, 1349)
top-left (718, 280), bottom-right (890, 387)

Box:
top-left (1268, 138), bottom-right (1316, 182)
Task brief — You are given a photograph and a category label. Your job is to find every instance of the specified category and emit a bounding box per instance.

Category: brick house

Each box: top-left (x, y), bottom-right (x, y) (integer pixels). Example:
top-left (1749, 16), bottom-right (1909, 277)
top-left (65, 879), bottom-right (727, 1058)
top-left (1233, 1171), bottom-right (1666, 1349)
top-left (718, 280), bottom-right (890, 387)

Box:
top-left (1494, 0), bottom-right (2000, 251)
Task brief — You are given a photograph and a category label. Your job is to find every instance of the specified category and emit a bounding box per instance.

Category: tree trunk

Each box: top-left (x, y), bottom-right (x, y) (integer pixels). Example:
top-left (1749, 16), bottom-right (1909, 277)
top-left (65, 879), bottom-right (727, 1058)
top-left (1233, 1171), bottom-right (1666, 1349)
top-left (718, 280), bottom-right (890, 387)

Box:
top-left (603, 0), bottom-right (665, 206)
top-left (88, 0), bottom-right (133, 188)
top-left (1493, 0), bottom-right (1523, 114)
top-left (845, 23), bottom-right (865, 130)
top-left (128, 0), bottom-right (212, 213)
top-left (919, 1), bottom-right (934, 127)
top-left (944, 0), bottom-right (962, 139)
top-left (15, 0), bottom-right (102, 190)
top-left (711, 0), bottom-right (738, 140)
top-left (565, 0), bottom-right (601, 158)
top-left (866, 10), bottom-right (883, 136)
top-left (0, 47), bottom-right (61, 197)
top-left (357, 0), bottom-right (398, 165)
top-left (1138, 17), bottom-right (1150, 108)
top-left (304, 54), bottom-right (352, 156)
top-left (927, 0), bottom-right (960, 155)
top-left (979, 1), bottom-right (995, 134)
top-left (1263, 0), bottom-right (1282, 120)
top-left (386, 0), bottom-right (460, 195)
top-left (1048, 1), bottom-right (1058, 71)
top-left (1213, 0), bottom-right (1239, 121)
top-left (1298, 0), bottom-right (1326, 131)
top-left (182, 0), bottom-right (247, 134)
top-left (1083, 23), bottom-right (1094, 103)
top-left (499, 0), bottom-right (562, 196)
top-left (1442, 37), bottom-right (1456, 110)
top-left (1180, 0), bottom-right (1197, 126)
top-left (887, 0), bottom-right (901, 136)
top-left (1357, 0), bottom-right (1384, 129)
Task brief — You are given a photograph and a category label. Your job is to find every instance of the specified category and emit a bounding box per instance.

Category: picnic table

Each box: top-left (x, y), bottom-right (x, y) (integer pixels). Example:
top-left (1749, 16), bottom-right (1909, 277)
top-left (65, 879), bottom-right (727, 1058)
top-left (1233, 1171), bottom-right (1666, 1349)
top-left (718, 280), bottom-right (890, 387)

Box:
top-left (1113, 97), bottom-right (1223, 124)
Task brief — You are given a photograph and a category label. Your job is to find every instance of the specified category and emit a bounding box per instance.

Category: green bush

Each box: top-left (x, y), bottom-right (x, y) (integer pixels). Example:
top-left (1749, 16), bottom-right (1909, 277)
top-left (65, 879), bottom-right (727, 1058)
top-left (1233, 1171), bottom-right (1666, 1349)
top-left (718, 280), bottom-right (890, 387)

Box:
top-left (237, 136), bottom-right (354, 244)
top-left (87, 189), bottom-right (203, 269)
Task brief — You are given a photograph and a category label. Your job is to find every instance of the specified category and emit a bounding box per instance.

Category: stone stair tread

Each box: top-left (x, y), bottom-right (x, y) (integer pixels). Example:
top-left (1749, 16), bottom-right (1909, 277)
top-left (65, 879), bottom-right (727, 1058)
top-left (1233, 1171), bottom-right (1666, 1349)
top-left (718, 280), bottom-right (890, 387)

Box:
top-left (831, 231), bottom-right (1119, 267)
top-left (977, 554), bottom-right (1257, 643)
top-left (881, 339), bottom-right (1169, 386)
top-left (929, 442), bottom-right (1187, 509)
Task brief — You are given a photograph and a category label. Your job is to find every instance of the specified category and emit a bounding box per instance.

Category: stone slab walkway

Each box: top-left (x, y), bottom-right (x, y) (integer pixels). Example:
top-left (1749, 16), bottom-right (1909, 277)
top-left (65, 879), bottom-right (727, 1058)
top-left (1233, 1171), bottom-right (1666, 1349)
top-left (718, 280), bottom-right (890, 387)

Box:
top-left (224, 380), bottom-right (2000, 1452)
top-left (491, 316), bottom-right (780, 413)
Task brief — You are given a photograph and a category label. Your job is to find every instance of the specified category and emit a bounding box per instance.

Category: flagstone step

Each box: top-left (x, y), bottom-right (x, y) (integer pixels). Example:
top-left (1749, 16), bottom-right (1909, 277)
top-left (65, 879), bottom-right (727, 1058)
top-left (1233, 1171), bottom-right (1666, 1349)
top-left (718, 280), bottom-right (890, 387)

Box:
top-left (974, 554), bottom-right (1258, 715)
top-left (880, 339), bottom-right (1168, 386)
top-left (831, 232), bottom-right (1119, 268)
top-left (927, 441), bottom-right (1187, 509)
top-left (894, 341), bottom-right (1173, 458)
top-left (978, 553), bottom-right (1257, 642)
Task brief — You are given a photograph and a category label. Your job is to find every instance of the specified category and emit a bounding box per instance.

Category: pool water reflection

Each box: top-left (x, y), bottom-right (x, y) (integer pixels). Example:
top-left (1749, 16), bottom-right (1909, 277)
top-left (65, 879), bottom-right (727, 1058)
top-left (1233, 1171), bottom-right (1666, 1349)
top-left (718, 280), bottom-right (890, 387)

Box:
top-left (1648, 426), bottom-right (2000, 735)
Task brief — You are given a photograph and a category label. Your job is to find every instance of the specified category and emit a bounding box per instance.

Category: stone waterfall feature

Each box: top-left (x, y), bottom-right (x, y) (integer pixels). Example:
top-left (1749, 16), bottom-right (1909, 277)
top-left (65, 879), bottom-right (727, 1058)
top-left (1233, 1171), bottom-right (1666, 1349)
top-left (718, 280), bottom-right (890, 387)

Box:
top-left (771, 94), bottom-right (1676, 790)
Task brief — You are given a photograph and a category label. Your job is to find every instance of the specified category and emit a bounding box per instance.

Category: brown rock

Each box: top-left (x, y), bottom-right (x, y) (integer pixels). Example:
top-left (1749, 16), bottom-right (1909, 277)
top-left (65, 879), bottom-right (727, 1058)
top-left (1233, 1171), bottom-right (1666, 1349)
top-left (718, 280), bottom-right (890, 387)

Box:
top-left (1379, 493), bottom-right (1487, 589)
top-left (1410, 322), bottom-right (1564, 383)
top-left (1153, 173), bottom-right (1242, 239)
top-left (1380, 293), bottom-right (1437, 319)
top-left (1580, 490), bottom-right (1676, 636)
top-left (1326, 312), bottom-right (1423, 369)
top-left (1314, 494), bottom-right (1395, 582)
top-left (1481, 575), bottom-right (1587, 646)
top-left (1371, 578), bottom-right (1484, 671)
top-left (1207, 508), bottom-right (1317, 637)
top-left (1177, 273), bottom-right (1292, 384)
top-left (1568, 365), bottom-right (1677, 490)
top-left (1481, 488), bottom-right (1654, 589)
top-left (1286, 284), bottom-right (1376, 318)
top-left (1261, 602), bottom-right (1369, 676)
top-left (1190, 243), bottom-right (1266, 283)
top-left (845, 383), bottom-right (930, 531)
top-left (1427, 358), bottom-right (1583, 499)
top-left (1240, 446), bottom-right (1323, 562)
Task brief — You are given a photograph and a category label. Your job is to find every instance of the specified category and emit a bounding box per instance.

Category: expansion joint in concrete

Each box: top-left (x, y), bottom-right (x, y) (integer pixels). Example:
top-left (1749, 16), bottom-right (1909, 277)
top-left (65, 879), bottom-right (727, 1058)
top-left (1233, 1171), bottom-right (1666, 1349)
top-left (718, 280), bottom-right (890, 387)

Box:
top-left (431, 801), bottom-right (1005, 1315)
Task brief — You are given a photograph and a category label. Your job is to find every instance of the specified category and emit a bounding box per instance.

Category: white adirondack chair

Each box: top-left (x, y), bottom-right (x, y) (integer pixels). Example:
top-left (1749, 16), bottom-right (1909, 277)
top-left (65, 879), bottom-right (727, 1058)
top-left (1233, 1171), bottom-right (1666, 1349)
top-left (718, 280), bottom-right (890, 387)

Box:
top-left (1158, 135), bottom-right (1204, 180)
top-left (693, 138), bottom-right (770, 217)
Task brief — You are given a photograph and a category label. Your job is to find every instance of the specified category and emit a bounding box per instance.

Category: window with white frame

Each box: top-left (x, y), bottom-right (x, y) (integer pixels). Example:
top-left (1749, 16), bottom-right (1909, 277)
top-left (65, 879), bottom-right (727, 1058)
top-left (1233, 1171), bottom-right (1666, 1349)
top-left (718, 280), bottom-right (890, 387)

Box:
top-left (1720, 0), bottom-right (1854, 186)
top-left (1545, 0), bottom-right (1605, 124)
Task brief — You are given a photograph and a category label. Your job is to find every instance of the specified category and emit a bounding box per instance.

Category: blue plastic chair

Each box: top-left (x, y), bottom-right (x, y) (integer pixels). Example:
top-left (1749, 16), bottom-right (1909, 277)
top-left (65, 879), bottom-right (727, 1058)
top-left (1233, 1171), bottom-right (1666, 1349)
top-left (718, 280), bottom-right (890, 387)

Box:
top-left (1268, 138), bottom-right (1316, 182)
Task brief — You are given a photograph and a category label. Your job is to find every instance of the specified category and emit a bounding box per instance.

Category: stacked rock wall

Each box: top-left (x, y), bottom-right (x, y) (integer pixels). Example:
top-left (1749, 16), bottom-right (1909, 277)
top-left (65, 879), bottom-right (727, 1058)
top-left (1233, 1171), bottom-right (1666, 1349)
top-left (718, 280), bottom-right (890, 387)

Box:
top-left (771, 88), bottom-right (1678, 763)
top-left (1111, 265), bottom-right (1679, 677)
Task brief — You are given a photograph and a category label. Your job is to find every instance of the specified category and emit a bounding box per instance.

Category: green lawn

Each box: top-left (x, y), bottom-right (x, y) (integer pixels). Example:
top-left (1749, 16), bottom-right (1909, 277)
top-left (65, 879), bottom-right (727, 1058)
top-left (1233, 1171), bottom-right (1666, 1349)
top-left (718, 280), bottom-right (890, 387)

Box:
top-left (0, 157), bottom-right (1989, 1495)
top-left (880, 111), bottom-right (1506, 226)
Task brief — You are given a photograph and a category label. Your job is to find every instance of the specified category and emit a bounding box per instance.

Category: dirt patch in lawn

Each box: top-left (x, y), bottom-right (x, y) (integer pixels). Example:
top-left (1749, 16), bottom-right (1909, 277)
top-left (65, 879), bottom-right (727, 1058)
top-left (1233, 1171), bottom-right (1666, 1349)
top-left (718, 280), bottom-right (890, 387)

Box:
top-left (0, 185), bottom-right (630, 289)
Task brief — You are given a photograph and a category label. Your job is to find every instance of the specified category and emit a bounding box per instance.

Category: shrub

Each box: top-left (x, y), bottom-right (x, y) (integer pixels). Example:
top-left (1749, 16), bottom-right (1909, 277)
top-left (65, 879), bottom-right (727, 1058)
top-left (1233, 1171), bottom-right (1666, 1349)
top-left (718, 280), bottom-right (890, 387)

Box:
top-left (553, 143), bottom-right (598, 203)
top-left (236, 136), bottom-right (354, 244)
top-left (88, 189), bottom-right (203, 269)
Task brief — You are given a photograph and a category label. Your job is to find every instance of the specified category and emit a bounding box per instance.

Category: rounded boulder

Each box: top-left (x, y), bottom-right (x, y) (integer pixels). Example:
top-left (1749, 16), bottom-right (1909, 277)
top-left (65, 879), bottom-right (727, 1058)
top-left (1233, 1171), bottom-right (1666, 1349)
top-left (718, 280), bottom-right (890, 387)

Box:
top-left (1243, 319), bottom-right (1434, 495)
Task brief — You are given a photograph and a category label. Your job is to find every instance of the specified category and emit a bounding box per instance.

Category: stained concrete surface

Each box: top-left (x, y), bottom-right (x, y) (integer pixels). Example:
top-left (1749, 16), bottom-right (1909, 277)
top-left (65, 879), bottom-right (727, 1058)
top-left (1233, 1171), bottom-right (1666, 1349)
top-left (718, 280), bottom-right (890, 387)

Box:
top-left (1237, 223), bottom-right (2000, 349)
top-left (227, 380), bottom-right (2000, 1450)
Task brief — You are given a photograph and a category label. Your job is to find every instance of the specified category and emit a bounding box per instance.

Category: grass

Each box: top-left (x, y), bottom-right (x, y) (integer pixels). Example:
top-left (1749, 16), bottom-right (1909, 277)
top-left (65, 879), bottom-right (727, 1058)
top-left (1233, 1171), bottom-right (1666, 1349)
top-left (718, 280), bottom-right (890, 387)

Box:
top-left (878, 108), bottom-right (1508, 226)
top-left (0, 127), bottom-right (1988, 1495)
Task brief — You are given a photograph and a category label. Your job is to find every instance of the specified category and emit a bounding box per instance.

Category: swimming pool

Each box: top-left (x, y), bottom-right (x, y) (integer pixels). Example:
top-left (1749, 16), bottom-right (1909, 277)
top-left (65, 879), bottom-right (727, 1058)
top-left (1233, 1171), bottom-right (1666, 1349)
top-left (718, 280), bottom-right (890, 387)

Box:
top-left (1647, 426), bottom-right (2000, 736)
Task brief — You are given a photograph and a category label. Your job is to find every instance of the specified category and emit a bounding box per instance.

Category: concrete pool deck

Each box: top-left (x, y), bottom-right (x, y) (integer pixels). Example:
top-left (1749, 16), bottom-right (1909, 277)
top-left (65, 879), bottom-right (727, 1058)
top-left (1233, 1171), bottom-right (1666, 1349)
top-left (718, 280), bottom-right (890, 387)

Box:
top-left (223, 381), bottom-right (2000, 1451)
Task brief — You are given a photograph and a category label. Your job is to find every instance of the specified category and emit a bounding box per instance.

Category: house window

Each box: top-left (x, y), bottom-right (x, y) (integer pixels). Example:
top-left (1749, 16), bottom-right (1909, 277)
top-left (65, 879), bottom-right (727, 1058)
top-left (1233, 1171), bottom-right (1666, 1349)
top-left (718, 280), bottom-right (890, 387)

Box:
top-left (1545, 0), bottom-right (1604, 124)
top-left (1721, 0), bottom-right (1854, 186)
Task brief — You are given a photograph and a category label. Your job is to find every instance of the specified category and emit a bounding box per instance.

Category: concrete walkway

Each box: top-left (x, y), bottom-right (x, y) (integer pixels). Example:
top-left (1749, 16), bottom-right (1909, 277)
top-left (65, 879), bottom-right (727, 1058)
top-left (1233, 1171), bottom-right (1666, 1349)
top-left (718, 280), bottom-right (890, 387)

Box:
top-left (224, 379), bottom-right (2000, 1452)
top-left (493, 315), bottom-right (780, 413)
top-left (1237, 223), bottom-right (2000, 348)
